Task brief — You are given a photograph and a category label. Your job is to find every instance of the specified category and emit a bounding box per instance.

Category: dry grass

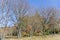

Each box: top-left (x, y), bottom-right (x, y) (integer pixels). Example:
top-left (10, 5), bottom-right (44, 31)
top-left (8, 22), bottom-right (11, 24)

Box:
top-left (5, 34), bottom-right (60, 40)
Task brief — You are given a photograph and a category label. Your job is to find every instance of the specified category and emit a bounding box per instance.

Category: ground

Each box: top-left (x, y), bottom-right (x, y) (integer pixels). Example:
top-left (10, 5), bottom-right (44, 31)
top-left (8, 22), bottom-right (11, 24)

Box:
top-left (5, 34), bottom-right (60, 40)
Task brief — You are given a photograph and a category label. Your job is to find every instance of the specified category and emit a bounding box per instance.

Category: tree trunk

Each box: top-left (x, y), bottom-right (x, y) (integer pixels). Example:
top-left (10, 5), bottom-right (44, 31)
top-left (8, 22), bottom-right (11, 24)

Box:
top-left (18, 27), bottom-right (22, 38)
top-left (30, 26), bottom-right (34, 37)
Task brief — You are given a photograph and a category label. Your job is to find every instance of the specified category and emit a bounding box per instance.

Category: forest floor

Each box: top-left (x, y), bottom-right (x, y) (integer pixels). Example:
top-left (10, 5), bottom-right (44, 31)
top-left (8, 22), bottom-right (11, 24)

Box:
top-left (5, 34), bottom-right (60, 40)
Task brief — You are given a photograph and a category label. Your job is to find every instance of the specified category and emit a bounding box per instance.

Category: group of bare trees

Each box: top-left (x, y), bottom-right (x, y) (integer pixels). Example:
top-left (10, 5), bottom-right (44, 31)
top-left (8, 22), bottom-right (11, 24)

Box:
top-left (0, 0), bottom-right (60, 39)
top-left (0, 0), bottom-right (29, 38)
top-left (13, 7), bottom-right (60, 38)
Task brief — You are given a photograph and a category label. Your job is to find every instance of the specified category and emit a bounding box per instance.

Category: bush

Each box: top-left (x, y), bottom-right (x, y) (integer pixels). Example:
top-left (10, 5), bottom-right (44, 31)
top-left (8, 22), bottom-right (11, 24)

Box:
top-left (43, 26), bottom-right (60, 35)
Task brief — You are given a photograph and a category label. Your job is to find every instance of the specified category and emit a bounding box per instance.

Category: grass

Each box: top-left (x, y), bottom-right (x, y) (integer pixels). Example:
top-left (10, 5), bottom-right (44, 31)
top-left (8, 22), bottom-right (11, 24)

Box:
top-left (5, 34), bottom-right (60, 40)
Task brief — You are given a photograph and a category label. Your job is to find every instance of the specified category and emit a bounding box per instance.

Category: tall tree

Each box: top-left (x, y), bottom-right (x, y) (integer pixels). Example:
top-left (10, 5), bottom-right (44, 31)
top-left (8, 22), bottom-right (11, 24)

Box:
top-left (13, 0), bottom-right (29, 38)
top-left (41, 8), bottom-right (58, 34)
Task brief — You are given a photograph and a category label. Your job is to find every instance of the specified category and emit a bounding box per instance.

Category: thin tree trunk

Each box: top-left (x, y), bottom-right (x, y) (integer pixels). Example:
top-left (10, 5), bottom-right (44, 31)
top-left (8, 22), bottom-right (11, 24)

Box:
top-left (30, 25), bottom-right (34, 37)
top-left (18, 27), bottom-right (22, 38)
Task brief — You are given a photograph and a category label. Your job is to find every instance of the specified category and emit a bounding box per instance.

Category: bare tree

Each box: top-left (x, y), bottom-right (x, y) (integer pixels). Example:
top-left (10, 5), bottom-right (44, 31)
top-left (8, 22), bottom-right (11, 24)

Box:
top-left (0, 0), bottom-right (15, 39)
top-left (40, 8), bottom-right (58, 34)
top-left (13, 0), bottom-right (29, 38)
top-left (0, 0), bottom-right (9, 40)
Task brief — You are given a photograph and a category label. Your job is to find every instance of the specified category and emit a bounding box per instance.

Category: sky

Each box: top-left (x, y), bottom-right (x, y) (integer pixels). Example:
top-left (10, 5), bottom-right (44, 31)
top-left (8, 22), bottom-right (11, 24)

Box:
top-left (0, 0), bottom-right (60, 9)
top-left (29, 0), bottom-right (40, 8)
top-left (29, 0), bottom-right (60, 9)
top-left (28, 0), bottom-right (60, 19)
top-left (0, 0), bottom-right (60, 10)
